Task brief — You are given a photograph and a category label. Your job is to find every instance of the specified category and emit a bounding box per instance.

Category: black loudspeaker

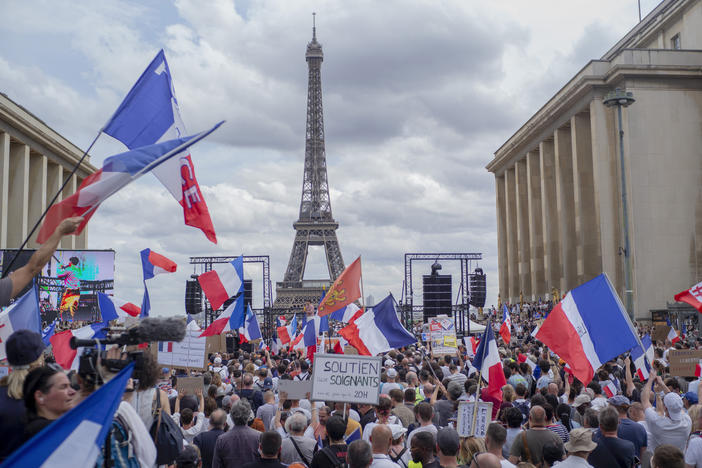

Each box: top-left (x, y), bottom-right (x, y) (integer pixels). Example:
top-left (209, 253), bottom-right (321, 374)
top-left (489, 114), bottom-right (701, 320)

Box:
top-left (185, 279), bottom-right (202, 315)
top-left (226, 335), bottom-right (236, 354)
top-left (469, 268), bottom-right (487, 308)
top-left (423, 274), bottom-right (452, 320)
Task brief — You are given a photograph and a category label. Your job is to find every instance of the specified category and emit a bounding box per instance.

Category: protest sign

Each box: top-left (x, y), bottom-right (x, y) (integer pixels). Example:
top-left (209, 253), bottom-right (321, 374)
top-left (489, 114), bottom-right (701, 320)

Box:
top-left (157, 329), bottom-right (207, 370)
top-left (429, 316), bottom-right (457, 356)
top-left (311, 353), bottom-right (381, 404)
top-left (651, 325), bottom-right (671, 344)
top-left (177, 376), bottom-right (204, 396)
top-left (669, 349), bottom-right (702, 376)
top-left (206, 335), bottom-right (226, 355)
top-left (456, 401), bottom-right (493, 437)
top-left (279, 379), bottom-right (312, 400)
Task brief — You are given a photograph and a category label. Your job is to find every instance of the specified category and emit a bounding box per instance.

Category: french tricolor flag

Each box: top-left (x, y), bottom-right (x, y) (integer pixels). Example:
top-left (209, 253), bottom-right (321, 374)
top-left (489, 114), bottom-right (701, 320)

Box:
top-left (499, 304), bottom-right (511, 344)
top-left (50, 323), bottom-right (108, 370)
top-left (199, 294), bottom-right (245, 337)
top-left (603, 381), bottom-right (618, 398)
top-left (641, 334), bottom-right (654, 364)
top-left (338, 294), bottom-right (415, 356)
top-left (666, 318), bottom-right (680, 344)
top-left (239, 305), bottom-right (262, 342)
top-left (630, 341), bottom-right (651, 381)
top-left (330, 303), bottom-right (363, 323)
top-left (198, 255), bottom-right (244, 311)
top-left (140, 248), bottom-right (177, 317)
top-left (472, 323), bottom-right (507, 400)
top-left (36, 124), bottom-right (222, 244)
top-left (0, 286), bottom-right (41, 360)
top-left (695, 359), bottom-right (702, 378)
top-left (277, 314), bottom-right (297, 345)
top-left (97, 292), bottom-right (141, 322)
top-left (534, 274), bottom-right (639, 385)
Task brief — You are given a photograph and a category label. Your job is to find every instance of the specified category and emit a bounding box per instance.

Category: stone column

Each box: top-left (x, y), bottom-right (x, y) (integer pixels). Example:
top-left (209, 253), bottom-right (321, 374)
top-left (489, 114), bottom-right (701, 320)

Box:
top-left (60, 174), bottom-right (78, 249)
top-left (8, 142), bottom-right (30, 248)
top-left (555, 126), bottom-right (576, 292)
top-left (495, 174), bottom-right (508, 301)
top-left (28, 153), bottom-right (47, 248)
top-left (589, 98), bottom-right (621, 290)
top-left (505, 166), bottom-right (518, 301)
top-left (515, 159), bottom-right (532, 298)
top-left (539, 139), bottom-right (560, 296)
top-left (571, 112), bottom-right (601, 283)
top-left (0, 132), bottom-right (9, 249)
top-left (527, 150), bottom-right (545, 300)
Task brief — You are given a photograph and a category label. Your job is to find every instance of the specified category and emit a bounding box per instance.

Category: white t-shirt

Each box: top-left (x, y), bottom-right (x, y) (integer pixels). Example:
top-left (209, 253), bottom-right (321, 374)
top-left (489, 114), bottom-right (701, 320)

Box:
top-left (404, 423), bottom-right (437, 447)
top-left (500, 460), bottom-right (516, 468)
top-left (644, 407), bottom-right (692, 452)
top-left (685, 435), bottom-right (702, 468)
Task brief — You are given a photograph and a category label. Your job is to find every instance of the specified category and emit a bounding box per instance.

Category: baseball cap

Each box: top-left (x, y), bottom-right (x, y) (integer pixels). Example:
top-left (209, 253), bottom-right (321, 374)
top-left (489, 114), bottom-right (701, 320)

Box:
top-left (384, 359), bottom-right (395, 367)
top-left (663, 392), bottom-right (684, 421)
top-left (214, 357), bottom-right (222, 365)
top-left (608, 395), bottom-right (631, 407)
top-left (386, 368), bottom-right (398, 378)
top-left (683, 391), bottom-right (699, 405)
top-left (6, 330), bottom-right (45, 367)
top-left (263, 377), bottom-right (273, 390)
top-left (388, 424), bottom-right (407, 440)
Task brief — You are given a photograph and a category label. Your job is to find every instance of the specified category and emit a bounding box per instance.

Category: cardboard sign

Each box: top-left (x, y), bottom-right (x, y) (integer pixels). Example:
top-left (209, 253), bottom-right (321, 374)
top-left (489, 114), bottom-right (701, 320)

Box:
top-left (310, 353), bottom-right (382, 404)
top-left (429, 316), bottom-right (457, 355)
top-left (456, 401), bottom-right (493, 437)
top-left (651, 325), bottom-right (671, 344)
top-left (278, 379), bottom-right (312, 400)
top-left (344, 345), bottom-right (359, 355)
top-left (206, 335), bottom-right (227, 355)
top-left (157, 329), bottom-right (207, 370)
top-left (177, 376), bottom-right (204, 396)
top-left (668, 349), bottom-right (702, 376)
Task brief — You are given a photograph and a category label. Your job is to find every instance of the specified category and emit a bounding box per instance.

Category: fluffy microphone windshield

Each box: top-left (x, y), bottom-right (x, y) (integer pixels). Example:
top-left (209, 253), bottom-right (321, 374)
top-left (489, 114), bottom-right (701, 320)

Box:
top-left (129, 317), bottom-right (187, 343)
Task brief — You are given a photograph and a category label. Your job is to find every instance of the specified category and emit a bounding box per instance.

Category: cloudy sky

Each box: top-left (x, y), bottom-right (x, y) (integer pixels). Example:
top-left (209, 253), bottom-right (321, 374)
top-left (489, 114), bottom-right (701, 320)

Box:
top-left (0, 0), bottom-right (661, 318)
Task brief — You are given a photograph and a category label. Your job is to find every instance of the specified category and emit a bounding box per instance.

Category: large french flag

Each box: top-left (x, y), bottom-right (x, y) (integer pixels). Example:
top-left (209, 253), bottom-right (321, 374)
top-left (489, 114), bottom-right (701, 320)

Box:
top-left (666, 318), bottom-right (680, 344)
top-left (330, 303), bottom-right (363, 323)
top-left (240, 305), bottom-right (262, 342)
top-left (140, 248), bottom-right (177, 317)
top-left (674, 281), bottom-right (702, 313)
top-left (630, 340), bottom-right (651, 381)
top-left (499, 304), bottom-right (511, 344)
top-left (534, 274), bottom-right (639, 385)
top-left (103, 50), bottom-right (217, 244)
top-left (2, 363), bottom-right (134, 468)
top-left (198, 255), bottom-right (244, 311)
top-left (338, 294), bottom-right (415, 356)
top-left (0, 285), bottom-right (41, 360)
top-left (36, 124), bottom-right (222, 243)
top-left (199, 294), bottom-right (245, 337)
top-left (97, 292), bottom-right (141, 322)
top-left (472, 324), bottom-right (507, 401)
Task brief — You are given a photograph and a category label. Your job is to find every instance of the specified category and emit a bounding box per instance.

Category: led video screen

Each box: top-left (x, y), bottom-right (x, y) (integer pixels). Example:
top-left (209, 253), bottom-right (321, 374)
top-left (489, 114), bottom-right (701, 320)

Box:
top-left (1, 249), bottom-right (115, 324)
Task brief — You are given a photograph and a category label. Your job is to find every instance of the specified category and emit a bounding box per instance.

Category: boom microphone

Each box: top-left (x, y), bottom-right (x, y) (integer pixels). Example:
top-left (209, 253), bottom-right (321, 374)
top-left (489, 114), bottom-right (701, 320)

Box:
top-left (70, 317), bottom-right (187, 349)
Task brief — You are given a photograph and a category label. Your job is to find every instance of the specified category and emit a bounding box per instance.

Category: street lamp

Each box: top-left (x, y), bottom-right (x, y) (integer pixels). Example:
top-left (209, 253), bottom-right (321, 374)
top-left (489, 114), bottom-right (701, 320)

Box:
top-left (603, 88), bottom-right (635, 319)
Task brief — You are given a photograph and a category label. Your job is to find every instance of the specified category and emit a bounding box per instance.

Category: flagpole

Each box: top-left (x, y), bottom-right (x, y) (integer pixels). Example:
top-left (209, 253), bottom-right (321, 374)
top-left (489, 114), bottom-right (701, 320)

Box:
top-left (1, 132), bottom-right (102, 278)
top-left (471, 371), bottom-right (483, 436)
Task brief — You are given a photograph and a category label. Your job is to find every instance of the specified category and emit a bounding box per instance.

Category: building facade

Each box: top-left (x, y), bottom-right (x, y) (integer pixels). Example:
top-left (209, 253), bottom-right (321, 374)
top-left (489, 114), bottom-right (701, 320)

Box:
top-left (486, 0), bottom-right (702, 319)
top-left (0, 92), bottom-right (96, 250)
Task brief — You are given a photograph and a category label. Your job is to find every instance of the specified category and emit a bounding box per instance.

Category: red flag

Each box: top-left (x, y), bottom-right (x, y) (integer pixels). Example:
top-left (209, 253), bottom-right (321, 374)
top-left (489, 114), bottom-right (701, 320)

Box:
top-left (674, 281), bottom-right (702, 313)
top-left (318, 257), bottom-right (362, 317)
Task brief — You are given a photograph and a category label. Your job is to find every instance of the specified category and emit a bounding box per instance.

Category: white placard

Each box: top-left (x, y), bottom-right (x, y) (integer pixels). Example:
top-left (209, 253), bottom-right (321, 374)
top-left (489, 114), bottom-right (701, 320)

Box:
top-left (157, 329), bottom-right (207, 369)
top-left (456, 401), bottom-right (493, 437)
top-left (278, 380), bottom-right (312, 400)
top-left (311, 353), bottom-right (382, 404)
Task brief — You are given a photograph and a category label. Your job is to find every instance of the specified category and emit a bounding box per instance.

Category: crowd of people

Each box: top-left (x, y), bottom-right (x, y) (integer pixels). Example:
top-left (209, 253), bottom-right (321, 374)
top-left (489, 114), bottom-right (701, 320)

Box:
top-left (2, 219), bottom-right (702, 468)
top-left (2, 317), bottom-right (702, 468)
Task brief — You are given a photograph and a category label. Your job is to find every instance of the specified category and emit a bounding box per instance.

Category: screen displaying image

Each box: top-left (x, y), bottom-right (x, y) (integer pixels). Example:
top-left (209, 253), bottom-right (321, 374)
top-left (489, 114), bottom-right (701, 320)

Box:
top-left (1, 249), bottom-right (115, 324)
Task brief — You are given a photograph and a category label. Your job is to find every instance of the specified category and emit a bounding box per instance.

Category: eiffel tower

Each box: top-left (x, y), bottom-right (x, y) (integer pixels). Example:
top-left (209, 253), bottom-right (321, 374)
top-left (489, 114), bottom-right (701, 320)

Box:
top-left (274, 16), bottom-right (346, 311)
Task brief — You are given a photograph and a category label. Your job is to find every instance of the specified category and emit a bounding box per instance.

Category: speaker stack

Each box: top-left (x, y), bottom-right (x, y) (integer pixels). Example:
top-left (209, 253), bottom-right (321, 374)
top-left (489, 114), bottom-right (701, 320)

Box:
top-left (469, 268), bottom-right (487, 308)
top-left (185, 279), bottom-right (202, 315)
top-left (423, 274), bottom-right (452, 320)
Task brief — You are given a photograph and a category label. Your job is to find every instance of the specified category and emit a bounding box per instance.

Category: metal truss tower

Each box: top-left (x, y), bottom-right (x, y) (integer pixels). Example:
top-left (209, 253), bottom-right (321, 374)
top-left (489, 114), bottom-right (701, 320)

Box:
top-left (274, 17), bottom-right (345, 311)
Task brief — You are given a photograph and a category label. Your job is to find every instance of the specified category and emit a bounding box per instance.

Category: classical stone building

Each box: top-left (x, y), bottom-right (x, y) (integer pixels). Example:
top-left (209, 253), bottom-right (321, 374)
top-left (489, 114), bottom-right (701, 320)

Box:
top-left (0, 92), bottom-right (96, 250)
top-left (487, 0), bottom-right (702, 319)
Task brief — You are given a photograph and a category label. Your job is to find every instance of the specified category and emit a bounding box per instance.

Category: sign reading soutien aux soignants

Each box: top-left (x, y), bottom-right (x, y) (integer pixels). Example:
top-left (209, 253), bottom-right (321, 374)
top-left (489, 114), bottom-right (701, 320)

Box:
top-left (310, 353), bottom-right (382, 405)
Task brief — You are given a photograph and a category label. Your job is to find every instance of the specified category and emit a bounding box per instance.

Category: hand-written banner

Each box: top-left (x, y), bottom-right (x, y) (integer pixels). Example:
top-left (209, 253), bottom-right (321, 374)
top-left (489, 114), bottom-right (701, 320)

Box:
top-left (157, 329), bottom-right (207, 370)
top-left (456, 401), bottom-right (493, 437)
top-left (311, 353), bottom-right (381, 405)
top-left (669, 349), bottom-right (702, 376)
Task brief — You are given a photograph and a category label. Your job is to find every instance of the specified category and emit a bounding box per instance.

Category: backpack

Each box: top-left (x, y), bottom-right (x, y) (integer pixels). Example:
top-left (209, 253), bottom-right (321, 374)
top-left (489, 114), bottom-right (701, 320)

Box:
top-left (320, 446), bottom-right (348, 468)
top-left (236, 388), bottom-right (263, 412)
top-left (149, 390), bottom-right (183, 465)
top-left (390, 447), bottom-right (408, 468)
top-left (96, 415), bottom-right (140, 468)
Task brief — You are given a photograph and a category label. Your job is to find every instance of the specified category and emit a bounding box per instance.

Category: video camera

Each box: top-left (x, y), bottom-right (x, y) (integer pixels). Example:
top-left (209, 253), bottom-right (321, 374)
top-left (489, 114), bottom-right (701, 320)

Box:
top-left (70, 317), bottom-right (187, 387)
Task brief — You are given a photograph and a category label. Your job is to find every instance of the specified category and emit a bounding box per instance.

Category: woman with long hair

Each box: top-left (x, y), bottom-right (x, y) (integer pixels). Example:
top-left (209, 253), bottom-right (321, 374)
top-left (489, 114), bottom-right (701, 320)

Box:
top-left (0, 330), bottom-right (46, 461)
top-left (23, 365), bottom-right (76, 440)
